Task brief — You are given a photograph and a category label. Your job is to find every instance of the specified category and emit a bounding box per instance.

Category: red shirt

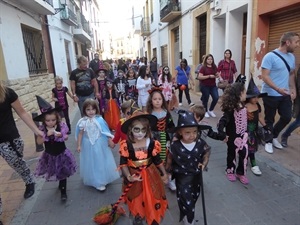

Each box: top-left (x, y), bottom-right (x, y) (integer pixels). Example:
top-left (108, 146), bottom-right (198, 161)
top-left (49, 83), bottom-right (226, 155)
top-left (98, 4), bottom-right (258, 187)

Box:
top-left (199, 66), bottom-right (217, 87)
top-left (217, 59), bottom-right (237, 83)
top-left (112, 119), bottom-right (127, 144)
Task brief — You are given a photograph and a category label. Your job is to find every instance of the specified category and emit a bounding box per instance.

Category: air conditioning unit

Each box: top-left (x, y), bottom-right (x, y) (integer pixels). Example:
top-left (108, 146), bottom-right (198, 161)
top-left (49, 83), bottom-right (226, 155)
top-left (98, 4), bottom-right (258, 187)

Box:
top-left (214, 0), bottom-right (221, 10)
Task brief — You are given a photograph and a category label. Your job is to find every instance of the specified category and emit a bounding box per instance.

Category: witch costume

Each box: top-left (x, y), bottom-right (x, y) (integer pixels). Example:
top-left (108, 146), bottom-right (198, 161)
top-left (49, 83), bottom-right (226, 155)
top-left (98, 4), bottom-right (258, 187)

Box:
top-left (33, 96), bottom-right (77, 201)
top-left (119, 111), bottom-right (168, 225)
top-left (169, 110), bottom-right (211, 224)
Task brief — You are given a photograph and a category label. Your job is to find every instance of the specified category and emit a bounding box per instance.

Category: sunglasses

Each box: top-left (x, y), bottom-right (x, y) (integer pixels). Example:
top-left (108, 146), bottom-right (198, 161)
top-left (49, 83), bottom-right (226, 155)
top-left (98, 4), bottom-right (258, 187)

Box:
top-left (132, 126), bottom-right (147, 134)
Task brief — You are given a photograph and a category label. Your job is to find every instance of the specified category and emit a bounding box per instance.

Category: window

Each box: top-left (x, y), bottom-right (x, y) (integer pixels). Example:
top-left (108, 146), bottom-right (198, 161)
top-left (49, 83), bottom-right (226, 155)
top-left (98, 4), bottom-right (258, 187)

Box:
top-left (21, 24), bottom-right (47, 74)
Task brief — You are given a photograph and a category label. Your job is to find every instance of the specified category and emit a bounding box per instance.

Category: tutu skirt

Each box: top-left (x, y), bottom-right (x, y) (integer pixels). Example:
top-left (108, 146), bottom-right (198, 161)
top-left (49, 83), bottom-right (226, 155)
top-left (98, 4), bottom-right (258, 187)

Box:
top-left (35, 149), bottom-right (77, 181)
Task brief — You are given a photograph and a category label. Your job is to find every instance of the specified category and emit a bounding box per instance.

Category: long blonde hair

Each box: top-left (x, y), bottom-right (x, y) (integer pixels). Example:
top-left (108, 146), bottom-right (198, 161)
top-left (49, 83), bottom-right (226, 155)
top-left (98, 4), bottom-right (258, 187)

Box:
top-left (0, 81), bottom-right (7, 103)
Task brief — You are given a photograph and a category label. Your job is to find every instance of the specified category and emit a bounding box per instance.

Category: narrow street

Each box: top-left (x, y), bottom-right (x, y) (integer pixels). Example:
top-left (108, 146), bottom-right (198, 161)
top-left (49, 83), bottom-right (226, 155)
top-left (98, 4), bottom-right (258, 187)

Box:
top-left (4, 91), bottom-right (299, 225)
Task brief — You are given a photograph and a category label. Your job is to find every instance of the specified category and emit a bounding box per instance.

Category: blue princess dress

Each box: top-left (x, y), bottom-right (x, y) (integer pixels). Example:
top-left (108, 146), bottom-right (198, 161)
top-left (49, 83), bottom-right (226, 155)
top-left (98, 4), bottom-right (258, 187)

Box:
top-left (75, 115), bottom-right (120, 189)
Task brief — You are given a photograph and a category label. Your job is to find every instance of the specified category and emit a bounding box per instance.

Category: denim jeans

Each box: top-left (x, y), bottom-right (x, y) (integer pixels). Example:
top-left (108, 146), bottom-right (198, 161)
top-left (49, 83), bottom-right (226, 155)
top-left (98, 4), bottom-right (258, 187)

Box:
top-left (262, 95), bottom-right (292, 139)
top-left (78, 93), bottom-right (95, 116)
top-left (282, 112), bottom-right (300, 137)
top-left (200, 85), bottom-right (219, 111)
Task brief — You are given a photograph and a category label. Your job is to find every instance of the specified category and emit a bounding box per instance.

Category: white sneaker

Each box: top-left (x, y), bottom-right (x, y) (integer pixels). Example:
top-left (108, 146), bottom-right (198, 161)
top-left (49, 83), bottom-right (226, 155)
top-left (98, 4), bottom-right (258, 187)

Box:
top-left (251, 166), bottom-right (262, 176)
top-left (189, 102), bottom-right (195, 107)
top-left (205, 112), bottom-right (210, 118)
top-left (208, 110), bottom-right (216, 117)
top-left (272, 138), bottom-right (283, 149)
top-left (264, 143), bottom-right (273, 154)
top-left (96, 186), bottom-right (106, 191)
top-left (168, 179), bottom-right (176, 191)
top-left (179, 103), bottom-right (183, 106)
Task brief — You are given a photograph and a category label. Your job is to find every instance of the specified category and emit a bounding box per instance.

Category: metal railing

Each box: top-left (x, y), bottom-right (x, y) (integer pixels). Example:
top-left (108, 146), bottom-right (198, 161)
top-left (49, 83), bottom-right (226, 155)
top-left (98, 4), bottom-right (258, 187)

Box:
top-left (160, 1), bottom-right (181, 19)
top-left (140, 17), bottom-right (150, 34)
top-left (75, 13), bottom-right (91, 34)
top-left (61, 7), bottom-right (77, 23)
top-left (21, 26), bottom-right (47, 74)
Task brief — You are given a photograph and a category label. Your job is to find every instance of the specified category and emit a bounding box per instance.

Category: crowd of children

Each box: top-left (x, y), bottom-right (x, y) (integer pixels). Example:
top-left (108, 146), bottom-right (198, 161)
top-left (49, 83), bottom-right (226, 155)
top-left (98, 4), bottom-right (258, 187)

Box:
top-left (25, 57), bottom-right (275, 225)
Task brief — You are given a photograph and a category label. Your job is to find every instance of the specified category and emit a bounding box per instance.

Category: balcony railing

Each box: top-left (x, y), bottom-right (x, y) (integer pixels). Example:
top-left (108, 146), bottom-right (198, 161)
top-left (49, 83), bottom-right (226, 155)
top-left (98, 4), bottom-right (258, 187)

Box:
top-left (61, 7), bottom-right (77, 26)
top-left (75, 13), bottom-right (91, 34)
top-left (140, 17), bottom-right (150, 36)
top-left (160, 1), bottom-right (181, 23)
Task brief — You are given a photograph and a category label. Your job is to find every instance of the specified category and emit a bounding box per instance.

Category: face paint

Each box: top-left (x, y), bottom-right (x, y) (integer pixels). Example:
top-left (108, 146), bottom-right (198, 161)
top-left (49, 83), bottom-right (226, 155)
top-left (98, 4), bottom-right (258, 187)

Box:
top-left (132, 126), bottom-right (147, 140)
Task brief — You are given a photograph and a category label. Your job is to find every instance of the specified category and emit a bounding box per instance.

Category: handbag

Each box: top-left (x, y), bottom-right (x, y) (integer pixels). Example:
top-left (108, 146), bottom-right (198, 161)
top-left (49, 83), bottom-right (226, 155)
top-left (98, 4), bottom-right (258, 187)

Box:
top-left (217, 79), bottom-right (229, 89)
top-left (183, 69), bottom-right (194, 90)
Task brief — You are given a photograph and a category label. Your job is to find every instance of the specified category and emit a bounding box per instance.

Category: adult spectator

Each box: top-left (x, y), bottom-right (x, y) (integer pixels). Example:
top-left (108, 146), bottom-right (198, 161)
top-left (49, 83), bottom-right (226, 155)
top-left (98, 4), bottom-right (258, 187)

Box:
top-left (89, 53), bottom-right (100, 73)
top-left (174, 58), bottom-right (194, 106)
top-left (217, 49), bottom-right (238, 86)
top-left (261, 32), bottom-right (299, 154)
top-left (197, 54), bottom-right (220, 118)
top-left (0, 81), bottom-right (44, 225)
top-left (150, 56), bottom-right (158, 84)
top-left (281, 65), bottom-right (300, 147)
top-left (117, 59), bottom-right (128, 73)
top-left (70, 56), bottom-right (99, 116)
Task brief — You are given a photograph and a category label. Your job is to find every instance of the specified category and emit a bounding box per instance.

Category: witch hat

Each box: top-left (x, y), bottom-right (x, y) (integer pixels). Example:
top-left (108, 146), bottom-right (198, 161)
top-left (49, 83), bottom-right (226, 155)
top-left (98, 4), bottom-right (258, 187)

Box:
top-left (95, 61), bottom-right (107, 74)
top-left (33, 95), bottom-right (61, 121)
top-left (121, 110), bottom-right (157, 134)
top-left (246, 77), bottom-right (267, 99)
top-left (168, 110), bottom-right (211, 133)
top-left (235, 74), bottom-right (246, 84)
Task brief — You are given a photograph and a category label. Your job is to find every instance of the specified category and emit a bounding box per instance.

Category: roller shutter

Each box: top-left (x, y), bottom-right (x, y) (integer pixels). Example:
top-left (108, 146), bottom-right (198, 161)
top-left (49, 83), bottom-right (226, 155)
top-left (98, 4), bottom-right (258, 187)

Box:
top-left (268, 8), bottom-right (300, 68)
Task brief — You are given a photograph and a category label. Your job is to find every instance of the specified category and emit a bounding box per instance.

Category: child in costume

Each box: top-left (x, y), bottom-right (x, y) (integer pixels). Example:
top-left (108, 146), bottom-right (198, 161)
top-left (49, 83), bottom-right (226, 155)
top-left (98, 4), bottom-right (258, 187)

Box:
top-left (158, 66), bottom-right (173, 111)
top-left (112, 100), bottom-right (139, 146)
top-left (125, 68), bottom-right (138, 101)
top-left (34, 96), bottom-right (76, 201)
top-left (103, 78), bottom-right (121, 131)
top-left (76, 99), bottom-right (119, 191)
top-left (95, 63), bottom-right (107, 115)
top-left (119, 110), bottom-right (169, 225)
top-left (245, 77), bottom-right (269, 176)
top-left (136, 65), bottom-right (152, 111)
top-left (52, 76), bottom-right (73, 133)
top-left (114, 70), bottom-right (126, 104)
top-left (217, 82), bottom-right (249, 184)
top-left (167, 110), bottom-right (211, 225)
top-left (146, 87), bottom-right (176, 191)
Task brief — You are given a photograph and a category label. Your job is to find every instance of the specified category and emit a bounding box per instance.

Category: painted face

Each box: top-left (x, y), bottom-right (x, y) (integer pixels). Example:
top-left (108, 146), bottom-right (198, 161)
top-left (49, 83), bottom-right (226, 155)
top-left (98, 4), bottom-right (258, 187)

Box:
top-left (131, 121), bottom-right (147, 140)
top-left (44, 113), bottom-right (57, 128)
top-left (55, 80), bottom-right (63, 89)
top-left (240, 89), bottom-right (247, 102)
top-left (85, 105), bottom-right (96, 118)
top-left (178, 127), bottom-right (198, 144)
top-left (152, 92), bottom-right (163, 109)
top-left (118, 72), bottom-right (124, 78)
top-left (163, 67), bottom-right (169, 74)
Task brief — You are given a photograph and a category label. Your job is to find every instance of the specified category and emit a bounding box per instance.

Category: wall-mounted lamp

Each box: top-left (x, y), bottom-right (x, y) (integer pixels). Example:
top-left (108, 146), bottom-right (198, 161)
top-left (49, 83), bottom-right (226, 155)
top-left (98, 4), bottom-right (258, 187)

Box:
top-left (54, 0), bottom-right (67, 14)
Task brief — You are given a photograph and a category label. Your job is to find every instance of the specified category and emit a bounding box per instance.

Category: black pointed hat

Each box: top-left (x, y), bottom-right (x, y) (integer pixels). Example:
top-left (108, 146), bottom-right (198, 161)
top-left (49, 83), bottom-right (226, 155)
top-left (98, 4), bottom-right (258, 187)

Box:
top-left (95, 61), bottom-right (107, 74)
top-left (168, 110), bottom-right (211, 133)
top-left (246, 77), bottom-right (267, 99)
top-left (33, 95), bottom-right (61, 121)
top-left (235, 74), bottom-right (246, 84)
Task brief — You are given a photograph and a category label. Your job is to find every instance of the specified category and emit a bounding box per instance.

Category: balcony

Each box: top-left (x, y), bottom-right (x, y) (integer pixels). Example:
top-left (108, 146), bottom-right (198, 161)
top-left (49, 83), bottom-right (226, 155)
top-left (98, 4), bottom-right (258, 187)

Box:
top-left (140, 17), bottom-right (150, 37)
top-left (160, 1), bottom-right (181, 23)
top-left (73, 13), bottom-right (91, 43)
top-left (19, 0), bottom-right (55, 15)
top-left (61, 7), bottom-right (77, 26)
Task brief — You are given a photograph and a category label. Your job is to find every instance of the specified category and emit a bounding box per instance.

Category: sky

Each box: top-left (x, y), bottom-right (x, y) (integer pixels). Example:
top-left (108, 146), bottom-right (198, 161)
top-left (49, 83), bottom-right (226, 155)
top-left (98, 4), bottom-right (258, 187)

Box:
top-left (97, 0), bottom-right (142, 37)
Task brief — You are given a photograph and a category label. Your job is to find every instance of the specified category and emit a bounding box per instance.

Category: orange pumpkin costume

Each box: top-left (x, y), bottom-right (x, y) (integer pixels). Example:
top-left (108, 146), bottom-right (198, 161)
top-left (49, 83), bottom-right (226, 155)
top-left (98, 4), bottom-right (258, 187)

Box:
top-left (119, 139), bottom-right (168, 225)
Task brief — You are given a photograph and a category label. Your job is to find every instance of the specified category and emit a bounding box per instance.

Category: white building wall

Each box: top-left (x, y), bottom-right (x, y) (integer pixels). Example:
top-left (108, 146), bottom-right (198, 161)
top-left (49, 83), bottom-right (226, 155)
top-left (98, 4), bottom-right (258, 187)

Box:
top-left (0, 2), bottom-right (42, 79)
top-left (210, 0), bottom-right (251, 76)
top-left (181, 12), bottom-right (194, 65)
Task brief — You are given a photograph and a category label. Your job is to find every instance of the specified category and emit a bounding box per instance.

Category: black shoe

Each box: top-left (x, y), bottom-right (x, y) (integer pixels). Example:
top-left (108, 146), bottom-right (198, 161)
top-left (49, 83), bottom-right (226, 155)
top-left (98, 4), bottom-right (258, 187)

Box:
top-left (133, 216), bottom-right (143, 225)
top-left (0, 220), bottom-right (3, 225)
top-left (281, 135), bottom-right (288, 147)
top-left (61, 192), bottom-right (68, 201)
top-left (24, 183), bottom-right (35, 199)
top-left (67, 131), bottom-right (71, 135)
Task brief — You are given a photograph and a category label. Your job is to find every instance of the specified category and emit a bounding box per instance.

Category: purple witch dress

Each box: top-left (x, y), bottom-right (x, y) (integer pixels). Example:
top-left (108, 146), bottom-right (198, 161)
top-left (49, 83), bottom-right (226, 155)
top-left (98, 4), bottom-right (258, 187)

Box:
top-left (35, 122), bottom-right (77, 181)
